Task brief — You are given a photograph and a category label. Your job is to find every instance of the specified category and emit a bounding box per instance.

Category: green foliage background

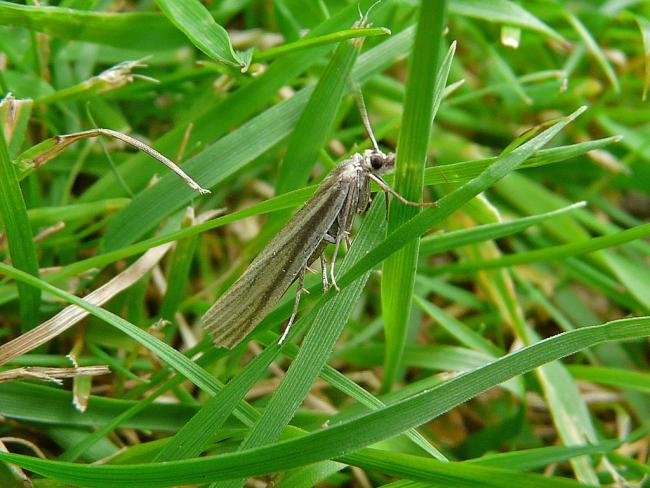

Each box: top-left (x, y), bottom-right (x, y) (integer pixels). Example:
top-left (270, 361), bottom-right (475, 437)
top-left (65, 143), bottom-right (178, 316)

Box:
top-left (0, 0), bottom-right (649, 486)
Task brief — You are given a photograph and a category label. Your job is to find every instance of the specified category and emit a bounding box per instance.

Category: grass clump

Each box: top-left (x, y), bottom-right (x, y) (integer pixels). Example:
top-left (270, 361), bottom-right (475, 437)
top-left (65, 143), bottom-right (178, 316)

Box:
top-left (0, 1), bottom-right (649, 487)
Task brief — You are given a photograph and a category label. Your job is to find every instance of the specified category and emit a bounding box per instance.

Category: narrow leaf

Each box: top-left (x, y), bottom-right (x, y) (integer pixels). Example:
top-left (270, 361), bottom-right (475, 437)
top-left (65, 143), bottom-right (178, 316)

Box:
top-left (0, 123), bottom-right (40, 330)
top-left (154, 0), bottom-right (246, 70)
top-left (381, 2), bottom-right (448, 391)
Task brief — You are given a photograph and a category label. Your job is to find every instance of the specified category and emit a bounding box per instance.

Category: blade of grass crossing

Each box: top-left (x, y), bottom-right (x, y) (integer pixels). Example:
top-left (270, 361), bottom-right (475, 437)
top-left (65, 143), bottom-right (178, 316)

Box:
top-left (1, 317), bottom-right (649, 485)
top-left (381, 0), bottom-right (448, 392)
top-left (219, 199), bottom-right (387, 488)
top-left (0, 262), bottom-right (261, 428)
top-left (451, 197), bottom-right (598, 483)
top-left (335, 107), bottom-right (588, 296)
top-left (152, 331), bottom-right (304, 461)
top-left (157, 305), bottom-right (442, 465)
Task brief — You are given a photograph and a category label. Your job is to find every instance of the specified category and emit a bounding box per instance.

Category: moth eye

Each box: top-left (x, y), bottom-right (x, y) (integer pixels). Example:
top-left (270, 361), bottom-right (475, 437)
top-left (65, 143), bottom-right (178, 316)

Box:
top-left (370, 154), bottom-right (384, 170)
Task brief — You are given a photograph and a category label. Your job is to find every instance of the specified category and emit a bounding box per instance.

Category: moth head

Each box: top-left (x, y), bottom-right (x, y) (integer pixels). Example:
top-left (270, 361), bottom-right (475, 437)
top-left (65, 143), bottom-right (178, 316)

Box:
top-left (363, 149), bottom-right (395, 174)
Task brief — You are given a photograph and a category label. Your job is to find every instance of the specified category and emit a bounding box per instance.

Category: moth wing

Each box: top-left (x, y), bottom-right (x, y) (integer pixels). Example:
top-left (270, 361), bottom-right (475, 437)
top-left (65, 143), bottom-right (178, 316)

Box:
top-left (201, 173), bottom-right (354, 348)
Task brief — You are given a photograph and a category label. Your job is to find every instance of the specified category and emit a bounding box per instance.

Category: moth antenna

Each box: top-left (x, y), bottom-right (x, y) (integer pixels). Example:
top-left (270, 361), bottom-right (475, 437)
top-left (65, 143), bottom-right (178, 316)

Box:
top-left (353, 82), bottom-right (380, 152)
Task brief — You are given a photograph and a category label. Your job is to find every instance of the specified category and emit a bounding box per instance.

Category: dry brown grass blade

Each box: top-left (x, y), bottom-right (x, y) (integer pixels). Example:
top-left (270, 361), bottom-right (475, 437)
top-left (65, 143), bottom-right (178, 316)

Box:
top-left (0, 365), bottom-right (110, 384)
top-left (32, 128), bottom-right (210, 195)
top-left (0, 242), bottom-right (174, 366)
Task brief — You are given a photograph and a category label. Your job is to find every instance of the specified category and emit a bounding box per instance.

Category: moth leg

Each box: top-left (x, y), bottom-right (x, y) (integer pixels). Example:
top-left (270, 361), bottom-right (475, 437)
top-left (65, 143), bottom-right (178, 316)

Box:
top-left (320, 255), bottom-right (329, 292)
top-left (279, 267), bottom-right (306, 345)
top-left (330, 240), bottom-right (342, 292)
top-left (329, 194), bottom-right (356, 291)
top-left (368, 173), bottom-right (436, 208)
top-left (345, 231), bottom-right (352, 249)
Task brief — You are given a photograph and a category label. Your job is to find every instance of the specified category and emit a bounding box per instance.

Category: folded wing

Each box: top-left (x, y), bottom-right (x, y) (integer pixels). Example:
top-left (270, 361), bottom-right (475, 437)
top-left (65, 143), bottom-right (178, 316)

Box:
top-left (201, 172), bottom-right (353, 348)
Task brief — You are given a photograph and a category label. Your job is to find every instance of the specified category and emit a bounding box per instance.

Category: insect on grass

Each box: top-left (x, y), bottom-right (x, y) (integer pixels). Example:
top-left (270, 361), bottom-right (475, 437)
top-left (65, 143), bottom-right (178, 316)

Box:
top-left (201, 93), bottom-right (435, 349)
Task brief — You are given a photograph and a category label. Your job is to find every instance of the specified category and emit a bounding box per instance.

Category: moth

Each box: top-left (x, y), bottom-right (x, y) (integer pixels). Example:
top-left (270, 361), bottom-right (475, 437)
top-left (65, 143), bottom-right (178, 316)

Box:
top-left (201, 107), bottom-right (433, 349)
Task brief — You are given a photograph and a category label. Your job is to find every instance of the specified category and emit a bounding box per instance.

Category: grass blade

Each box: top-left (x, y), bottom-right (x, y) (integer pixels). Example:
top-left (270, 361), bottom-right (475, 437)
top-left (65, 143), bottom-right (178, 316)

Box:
top-left (0, 1), bottom-right (185, 50)
top-left (449, 0), bottom-right (563, 42)
top-left (0, 126), bottom-right (40, 330)
top-left (155, 0), bottom-right (246, 69)
top-left (2, 316), bottom-right (649, 485)
top-left (381, 1), bottom-right (447, 391)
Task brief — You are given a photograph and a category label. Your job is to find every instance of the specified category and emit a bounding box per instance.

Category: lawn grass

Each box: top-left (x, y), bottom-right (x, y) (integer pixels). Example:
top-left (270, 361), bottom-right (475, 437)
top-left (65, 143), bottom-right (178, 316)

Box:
top-left (1, 1), bottom-right (649, 487)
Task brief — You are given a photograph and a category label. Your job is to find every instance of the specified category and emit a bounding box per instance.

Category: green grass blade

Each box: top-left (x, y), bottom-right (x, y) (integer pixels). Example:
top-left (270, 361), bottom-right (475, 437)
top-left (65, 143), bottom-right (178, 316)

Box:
top-left (414, 298), bottom-right (504, 358)
top-left (449, 0), bottom-right (563, 42)
top-left (568, 365), bottom-right (650, 393)
top-left (1, 316), bottom-right (649, 485)
top-left (381, 1), bottom-right (448, 392)
top-left (344, 448), bottom-right (585, 487)
top-left (0, 1), bottom-right (185, 51)
top-left (425, 136), bottom-right (620, 186)
top-left (0, 128), bottom-right (40, 331)
top-left (159, 211), bottom-right (200, 321)
top-left (635, 15), bottom-right (650, 100)
top-left (432, 222), bottom-right (650, 275)
top-left (0, 95), bottom-right (32, 157)
top-left (419, 202), bottom-right (585, 256)
top-left (470, 440), bottom-right (620, 470)
top-left (254, 26), bottom-right (390, 62)
top-left (0, 381), bottom-right (195, 431)
top-left (605, 252), bottom-right (650, 310)
top-left (154, 0), bottom-right (245, 69)
top-left (565, 11), bottom-right (620, 93)
top-left (526, 329), bottom-right (599, 483)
